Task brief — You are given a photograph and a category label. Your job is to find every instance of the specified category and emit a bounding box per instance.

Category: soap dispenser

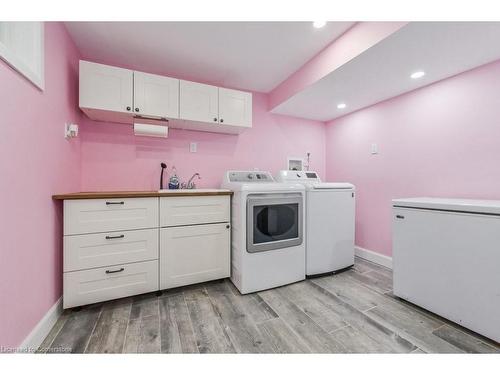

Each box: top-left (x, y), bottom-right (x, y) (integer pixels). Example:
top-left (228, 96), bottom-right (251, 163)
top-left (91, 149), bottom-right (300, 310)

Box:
top-left (168, 166), bottom-right (180, 189)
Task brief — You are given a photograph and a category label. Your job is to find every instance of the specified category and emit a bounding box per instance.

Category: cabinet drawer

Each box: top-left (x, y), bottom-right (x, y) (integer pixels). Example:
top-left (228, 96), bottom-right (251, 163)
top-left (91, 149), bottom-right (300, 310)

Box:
top-left (160, 223), bottom-right (230, 289)
top-left (63, 260), bottom-right (158, 308)
top-left (64, 198), bottom-right (159, 235)
top-left (160, 196), bottom-right (229, 227)
top-left (64, 228), bottom-right (159, 272)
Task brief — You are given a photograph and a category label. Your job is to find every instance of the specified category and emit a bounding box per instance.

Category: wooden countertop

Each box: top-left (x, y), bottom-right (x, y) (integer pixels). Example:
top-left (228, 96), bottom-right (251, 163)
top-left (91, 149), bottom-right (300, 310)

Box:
top-left (53, 189), bottom-right (233, 200)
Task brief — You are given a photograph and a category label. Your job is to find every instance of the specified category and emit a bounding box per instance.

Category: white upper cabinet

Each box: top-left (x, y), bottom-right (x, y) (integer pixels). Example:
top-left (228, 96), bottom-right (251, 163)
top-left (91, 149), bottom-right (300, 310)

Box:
top-left (79, 60), bottom-right (252, 134)
top-left (179, 80), bottom-right (219, 124)
top-left (79, 60), bottom-right (133, 115)
top-left (133, 71), bottom-right (179, 119)
top-left (179, 81), bottom-right (252, 130)
top-left (218, 87), bottom-right (252, 128)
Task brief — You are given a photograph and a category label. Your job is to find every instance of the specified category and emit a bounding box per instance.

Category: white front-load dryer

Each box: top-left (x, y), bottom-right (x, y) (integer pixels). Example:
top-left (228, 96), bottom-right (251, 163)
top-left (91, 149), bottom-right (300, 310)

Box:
top-left (222, 171), bottom-right (306, 294)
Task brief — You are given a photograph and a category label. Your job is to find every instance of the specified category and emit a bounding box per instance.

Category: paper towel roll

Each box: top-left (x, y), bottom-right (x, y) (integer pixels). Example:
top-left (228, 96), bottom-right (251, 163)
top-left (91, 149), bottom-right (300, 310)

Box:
top-left (133, 123), bottom-right (169, 138)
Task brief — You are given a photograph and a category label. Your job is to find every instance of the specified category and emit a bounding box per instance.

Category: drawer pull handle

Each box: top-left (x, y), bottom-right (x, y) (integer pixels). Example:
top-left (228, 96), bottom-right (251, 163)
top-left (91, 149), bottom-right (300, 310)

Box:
top-left (396, 215), bottom-right (405, 219)
top-left (105, 234), bottom-right (125, 240)
top-left (106, 201), bottom-right (124, 205)
top-left (106, 268), bottom-right (125, 274)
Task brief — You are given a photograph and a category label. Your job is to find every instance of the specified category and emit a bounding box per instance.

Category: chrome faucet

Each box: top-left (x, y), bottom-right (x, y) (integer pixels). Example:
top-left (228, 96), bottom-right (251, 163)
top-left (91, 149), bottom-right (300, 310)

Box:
top-left (182, 173), bottom-right (201, 189)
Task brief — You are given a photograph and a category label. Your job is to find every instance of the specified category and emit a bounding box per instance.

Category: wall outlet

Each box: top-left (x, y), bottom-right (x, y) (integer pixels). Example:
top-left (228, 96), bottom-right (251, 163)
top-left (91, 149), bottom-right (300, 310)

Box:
top-left (64, 123), bottom-right (79, 139)
top-left (371, 143), bottom-right (378, 154)
top-left (190, 142), bottom-right (197, 153)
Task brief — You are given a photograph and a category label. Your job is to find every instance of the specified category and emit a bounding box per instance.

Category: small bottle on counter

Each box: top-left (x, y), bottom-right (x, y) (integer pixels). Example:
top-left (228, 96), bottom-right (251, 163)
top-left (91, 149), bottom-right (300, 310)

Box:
top-left (168, 166), bottom-right (180, 189)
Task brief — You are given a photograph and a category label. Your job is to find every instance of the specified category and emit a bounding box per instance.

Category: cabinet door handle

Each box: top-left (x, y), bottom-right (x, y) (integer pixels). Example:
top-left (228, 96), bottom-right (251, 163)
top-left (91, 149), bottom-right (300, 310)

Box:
top-left (126, 106), bottom-right (131, 111)
top-left (396, 215), bottom-right (405, 219)
top-left (105, 234), bottom-right (125, 240)
top-left (213, 117), bottom-right (218, 122)
top-left (106, 201), bottom-right (124, 205)
top-left (135, 108), bottom-right (140, 112)
top-left (220, 118), bottom-right (224, 123)
top-left (105, 267), bottom-right (125, 274)
top-left (226, 224), bottom-right (230, 229)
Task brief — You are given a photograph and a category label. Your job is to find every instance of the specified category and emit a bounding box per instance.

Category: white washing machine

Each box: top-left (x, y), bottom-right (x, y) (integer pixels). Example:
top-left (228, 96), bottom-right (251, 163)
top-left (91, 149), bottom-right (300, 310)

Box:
top-left (221, 171), bottom-right (306, 294)
top-left (276, 170), bottom-right (355, 277)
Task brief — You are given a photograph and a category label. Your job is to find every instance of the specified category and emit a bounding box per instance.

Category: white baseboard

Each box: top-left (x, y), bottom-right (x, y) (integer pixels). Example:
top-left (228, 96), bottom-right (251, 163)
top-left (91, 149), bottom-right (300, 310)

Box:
top-left (19, 297), bottom-right (62, 352)
top-left (355, 246), bottom-right (393, 269)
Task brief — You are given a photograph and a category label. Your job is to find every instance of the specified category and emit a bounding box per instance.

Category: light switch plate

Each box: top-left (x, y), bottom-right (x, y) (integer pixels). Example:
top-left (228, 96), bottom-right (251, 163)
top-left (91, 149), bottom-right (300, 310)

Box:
top-left (371, 143), bottom-right (378, 154)
top-left (190, 142), bottom-right (197, 153)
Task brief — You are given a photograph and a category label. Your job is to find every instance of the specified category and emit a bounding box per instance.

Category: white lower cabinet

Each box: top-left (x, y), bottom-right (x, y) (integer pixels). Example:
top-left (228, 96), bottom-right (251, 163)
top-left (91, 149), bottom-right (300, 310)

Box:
top-left (63, 260), bottom-right (158, 309)
top-left (62, 194), bottom-right (231, 308)
top-left (160, 223), bottom-right (231, 289)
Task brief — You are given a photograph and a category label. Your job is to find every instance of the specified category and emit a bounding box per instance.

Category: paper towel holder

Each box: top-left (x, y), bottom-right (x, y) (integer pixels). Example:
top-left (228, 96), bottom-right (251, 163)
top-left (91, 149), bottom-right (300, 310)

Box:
top-left (133, 123), bottom-right (169, 138)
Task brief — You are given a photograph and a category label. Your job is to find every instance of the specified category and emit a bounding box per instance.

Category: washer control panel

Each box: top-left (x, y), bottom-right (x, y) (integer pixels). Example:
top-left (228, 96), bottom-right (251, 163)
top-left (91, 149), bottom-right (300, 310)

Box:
top-left (276, 170), bottom-right (322, 182)
top-left (227, 171), bottom-right (274, 182)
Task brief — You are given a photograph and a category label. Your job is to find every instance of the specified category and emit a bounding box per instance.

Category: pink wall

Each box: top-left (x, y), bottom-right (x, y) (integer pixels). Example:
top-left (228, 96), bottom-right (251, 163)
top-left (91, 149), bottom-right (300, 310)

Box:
top-left (325, 60), bottom-right (500, 257)
top-left (0, 23), bottom-right (82, 347)
top-left (80, 92), bottom-right (326, 191)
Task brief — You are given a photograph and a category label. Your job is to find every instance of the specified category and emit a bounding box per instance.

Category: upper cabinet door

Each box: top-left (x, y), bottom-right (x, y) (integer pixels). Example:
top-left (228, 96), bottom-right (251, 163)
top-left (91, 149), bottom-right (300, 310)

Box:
top-left (133, 71), bottom-right (179, 119)
top-left (218, 88), bottom-right (252, 128)
top-left (79, 61), bottom-right (133, 114)
top-left (179, 80), bottom-right (219, 123)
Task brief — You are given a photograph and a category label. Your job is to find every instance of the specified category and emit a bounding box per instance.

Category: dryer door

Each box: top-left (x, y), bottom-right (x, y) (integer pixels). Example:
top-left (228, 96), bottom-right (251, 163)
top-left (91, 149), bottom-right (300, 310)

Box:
top-left (247, 193), bottom-right (303, 253)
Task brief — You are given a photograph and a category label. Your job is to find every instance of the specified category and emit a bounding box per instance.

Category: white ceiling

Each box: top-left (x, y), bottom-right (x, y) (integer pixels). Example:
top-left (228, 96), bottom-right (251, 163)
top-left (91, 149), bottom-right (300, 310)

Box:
top-left (64, 22), bottom-right (354, 93)
top-left (272, 22), bottom-right (500, 121)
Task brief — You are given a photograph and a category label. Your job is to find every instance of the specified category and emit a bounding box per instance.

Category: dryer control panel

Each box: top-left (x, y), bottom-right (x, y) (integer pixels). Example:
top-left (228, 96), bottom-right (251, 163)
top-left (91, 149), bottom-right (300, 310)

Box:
top-left (227, 171), bottom-right (274, 182)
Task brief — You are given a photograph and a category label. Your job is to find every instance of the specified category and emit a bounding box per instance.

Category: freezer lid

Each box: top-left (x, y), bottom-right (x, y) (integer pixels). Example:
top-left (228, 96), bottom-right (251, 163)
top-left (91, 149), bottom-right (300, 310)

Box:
top-left (311, 182), bottom-right (354, 190)
top-left (393, 197), bottom-right (500, 215)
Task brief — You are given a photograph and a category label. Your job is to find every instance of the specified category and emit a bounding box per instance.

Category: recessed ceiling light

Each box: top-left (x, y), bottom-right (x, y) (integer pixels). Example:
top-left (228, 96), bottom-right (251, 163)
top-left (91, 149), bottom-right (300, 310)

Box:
top-left (410, 71), bottom-right (425, 79)
top-left (313, 21), bottom-right (327, 29)
top-left (337, 103), bottom-right (346, 109)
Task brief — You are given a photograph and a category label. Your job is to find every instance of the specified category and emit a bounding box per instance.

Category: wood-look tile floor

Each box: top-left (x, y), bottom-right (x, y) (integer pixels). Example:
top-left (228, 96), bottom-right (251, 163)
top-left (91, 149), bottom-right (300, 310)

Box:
top-left (39, 257), bottom-right (500, 353)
